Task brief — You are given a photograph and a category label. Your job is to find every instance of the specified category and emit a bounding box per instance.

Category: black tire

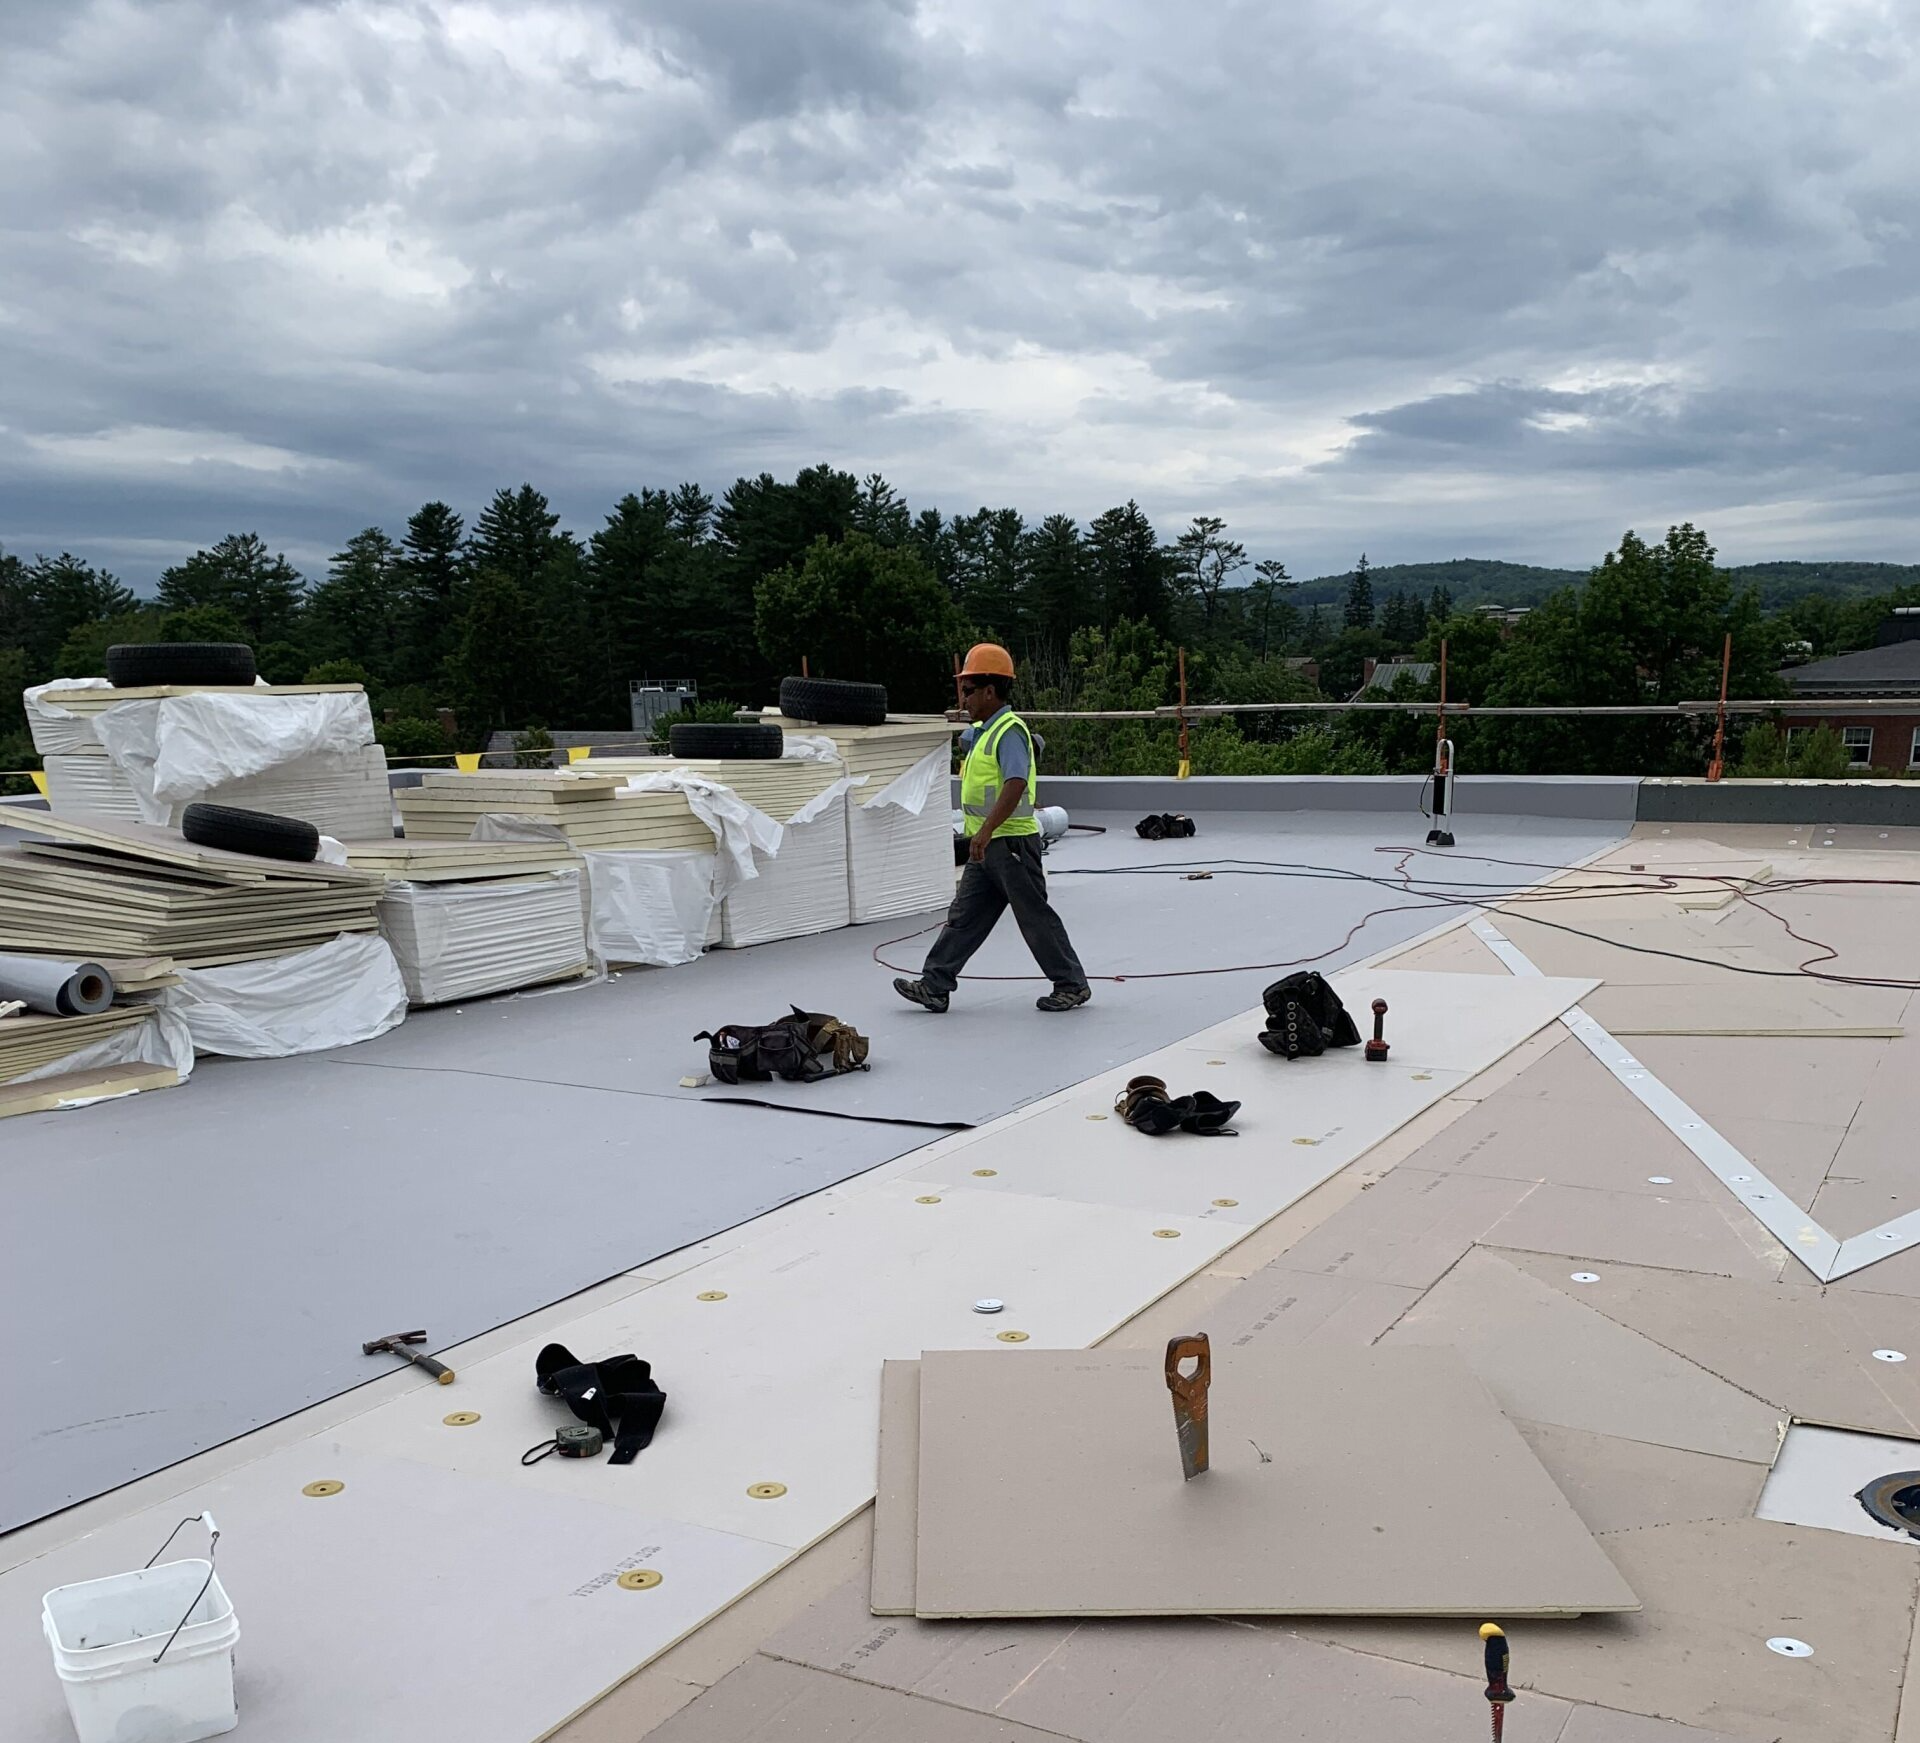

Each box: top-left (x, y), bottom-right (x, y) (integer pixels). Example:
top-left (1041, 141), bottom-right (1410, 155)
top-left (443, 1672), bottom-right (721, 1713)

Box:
top-left (778, 675), bottom-right (888, 727)
top-left (180, 803), bottom-right (319, 863)
top-left (105, 641), bottom-right (257, 688)
top-left (667, 722), bottom-right (785, 760)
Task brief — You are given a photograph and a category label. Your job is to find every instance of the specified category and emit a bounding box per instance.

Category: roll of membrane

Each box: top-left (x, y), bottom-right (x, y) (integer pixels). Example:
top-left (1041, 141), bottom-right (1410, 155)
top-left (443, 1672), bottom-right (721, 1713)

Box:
top-left (0, 953), bottom-right (116, 1017)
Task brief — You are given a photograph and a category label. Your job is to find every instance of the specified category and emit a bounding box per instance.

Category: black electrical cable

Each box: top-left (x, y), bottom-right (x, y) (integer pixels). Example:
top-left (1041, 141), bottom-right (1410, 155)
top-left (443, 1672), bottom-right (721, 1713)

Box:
top-left (872, 849), bottom-right (1920, 991)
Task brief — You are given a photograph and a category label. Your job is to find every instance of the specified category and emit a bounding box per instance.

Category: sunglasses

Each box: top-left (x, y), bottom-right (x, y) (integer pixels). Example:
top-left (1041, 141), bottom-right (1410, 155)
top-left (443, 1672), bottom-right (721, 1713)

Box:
top-left (960, 680), bottom-right (988, 694)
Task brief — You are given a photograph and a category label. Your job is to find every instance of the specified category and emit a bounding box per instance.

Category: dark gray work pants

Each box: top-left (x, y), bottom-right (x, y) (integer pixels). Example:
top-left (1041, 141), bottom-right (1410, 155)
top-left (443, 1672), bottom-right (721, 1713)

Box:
top-left (920, 834), bottom-right (1087, 996)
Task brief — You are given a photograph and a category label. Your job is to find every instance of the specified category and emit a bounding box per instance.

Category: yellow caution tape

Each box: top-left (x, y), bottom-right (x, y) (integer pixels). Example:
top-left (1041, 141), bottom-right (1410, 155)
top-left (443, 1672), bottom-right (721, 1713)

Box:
top-left (454, 752), bottom-right (482, 772)
top-left (566, 745), bottom-right (592, 764)
top-left (1176, 759), bottom-right (1191, 780)
top-left (29, 771), bottom-right (48, 796)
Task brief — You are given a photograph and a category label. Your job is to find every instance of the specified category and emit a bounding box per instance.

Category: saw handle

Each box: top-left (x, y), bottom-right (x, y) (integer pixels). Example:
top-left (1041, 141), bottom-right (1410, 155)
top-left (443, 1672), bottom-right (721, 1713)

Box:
top-left (1164, 1333), bottom-right (1211, 1399)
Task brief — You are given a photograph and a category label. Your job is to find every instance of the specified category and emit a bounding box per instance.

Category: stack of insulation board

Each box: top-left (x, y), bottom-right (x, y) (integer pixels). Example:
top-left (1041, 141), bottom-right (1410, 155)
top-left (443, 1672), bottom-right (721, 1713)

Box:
top-left (394, 771), bottom-right (712, 852)
top-left (28, 682), bottom-right (394, 839)
top-left (760, 712), bottom-right (958, 921)
top-left (341, 838), bottom-right (592, 1006)
top-left (0, 814), bottom-right (385, 970)
top-left (585, 755), bottom-right (852, 946)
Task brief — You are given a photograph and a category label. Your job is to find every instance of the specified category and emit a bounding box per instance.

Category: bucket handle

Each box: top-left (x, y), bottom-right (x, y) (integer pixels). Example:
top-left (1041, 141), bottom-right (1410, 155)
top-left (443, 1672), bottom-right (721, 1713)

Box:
top-left (142, 1512), bottom-right (220, 1665)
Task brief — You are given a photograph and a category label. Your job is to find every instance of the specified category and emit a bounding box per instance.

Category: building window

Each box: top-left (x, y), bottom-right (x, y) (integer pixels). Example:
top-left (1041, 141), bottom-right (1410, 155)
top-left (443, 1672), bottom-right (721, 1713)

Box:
top-left (1843, 726), bottom-right (1874, 767)
top-left (1910, 727), bottom-right (1920, 769)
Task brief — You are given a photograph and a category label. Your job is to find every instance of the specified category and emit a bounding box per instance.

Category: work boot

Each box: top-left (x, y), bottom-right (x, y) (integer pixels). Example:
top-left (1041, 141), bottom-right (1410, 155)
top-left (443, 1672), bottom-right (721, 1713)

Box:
top-left (1036, 984), bottom-right (1092, 1012)
top-left (893, 978), bottom-right (949, 1013)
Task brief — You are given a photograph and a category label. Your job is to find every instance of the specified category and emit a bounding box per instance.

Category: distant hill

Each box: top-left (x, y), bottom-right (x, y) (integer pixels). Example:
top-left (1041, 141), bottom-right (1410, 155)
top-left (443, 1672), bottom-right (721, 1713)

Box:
top-left (1287, 557), bottom-right (1920, 613)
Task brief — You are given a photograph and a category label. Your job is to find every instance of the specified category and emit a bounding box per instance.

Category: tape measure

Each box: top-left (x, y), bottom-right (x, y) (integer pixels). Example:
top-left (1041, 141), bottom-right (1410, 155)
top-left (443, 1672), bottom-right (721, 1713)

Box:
top-left (521, 1423), bottom-right (606, 1464)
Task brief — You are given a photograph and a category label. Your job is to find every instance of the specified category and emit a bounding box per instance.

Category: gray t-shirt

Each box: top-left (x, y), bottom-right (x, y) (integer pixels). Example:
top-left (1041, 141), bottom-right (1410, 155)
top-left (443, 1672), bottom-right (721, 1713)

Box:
top-left (960, 705), bottom-right (1031, 784)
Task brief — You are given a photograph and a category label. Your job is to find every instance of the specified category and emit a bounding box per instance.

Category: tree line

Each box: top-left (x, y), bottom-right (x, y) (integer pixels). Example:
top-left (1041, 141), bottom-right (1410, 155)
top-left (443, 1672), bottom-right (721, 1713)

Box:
top-left (3, 463), bottom-right (1914, 789)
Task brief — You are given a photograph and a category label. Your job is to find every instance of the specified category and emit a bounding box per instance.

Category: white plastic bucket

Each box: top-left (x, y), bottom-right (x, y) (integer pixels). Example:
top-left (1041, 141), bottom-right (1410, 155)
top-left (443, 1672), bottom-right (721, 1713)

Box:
top-left (43, 1558), bottom-right (239, 1743)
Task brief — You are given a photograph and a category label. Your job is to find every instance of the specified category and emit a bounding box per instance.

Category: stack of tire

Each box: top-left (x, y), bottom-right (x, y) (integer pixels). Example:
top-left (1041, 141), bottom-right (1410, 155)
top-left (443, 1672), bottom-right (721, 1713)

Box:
top-left (663, 678), bottom-right (890, 759)
top-left (102, 639), bottom-right (323, 865)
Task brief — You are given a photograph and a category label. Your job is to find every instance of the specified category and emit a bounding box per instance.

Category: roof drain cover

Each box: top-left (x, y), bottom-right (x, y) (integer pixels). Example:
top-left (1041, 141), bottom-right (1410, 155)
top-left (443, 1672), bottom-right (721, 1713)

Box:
top-left (1856, 1471), bottom-right (1920, 1538)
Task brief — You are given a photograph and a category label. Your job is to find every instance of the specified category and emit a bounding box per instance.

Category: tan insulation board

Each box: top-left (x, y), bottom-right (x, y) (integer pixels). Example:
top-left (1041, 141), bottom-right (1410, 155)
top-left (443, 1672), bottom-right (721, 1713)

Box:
top-left (0, 1061), bottom-right (178, 1120)
top-left (35, 682), bottom-right (366, 712)
top-left (341, 839), bottom-right (581, 881)
top-left (0, 1007), bottom-right (151, 1081)
top-left (908, 1344), bottom-right (1639, 1619)
top-left (2, 811), bottom-right (377, 885)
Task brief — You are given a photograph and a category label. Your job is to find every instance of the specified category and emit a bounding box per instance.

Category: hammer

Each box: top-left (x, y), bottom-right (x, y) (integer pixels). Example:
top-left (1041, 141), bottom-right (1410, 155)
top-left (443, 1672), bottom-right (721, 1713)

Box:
top-left (363, 1330), bottom-right (455, 1385)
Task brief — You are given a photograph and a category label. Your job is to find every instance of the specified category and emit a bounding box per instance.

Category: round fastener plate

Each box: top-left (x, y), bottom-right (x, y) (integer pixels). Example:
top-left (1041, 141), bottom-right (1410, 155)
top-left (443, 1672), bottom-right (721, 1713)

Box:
top-left (696, 1291), bottom-right (728, 1301)
top-left (971, 1168), bottom-right (998, 1177)
top-left (1569, 1272), bottom-right (1600, 1284)
top-left (1212, 1198), bottom-right (1239, 1208)
top-left (1882, 1231), bottom-right (1902, 1242)
top-left (915, 1196), bottom-right (942, 1205)
top-left (302, 1480), bottom-right (344, 1498)
top-left (1152, 1228), bottom-right (1181, 1239)
top-left (1086, 1114), bottom-right (1108, 1121)
top-left (443, 1411), bottom-right (481, 1426)
top-left (1731, 1174), bottom-right (1752, 1183)
top-left (1875, 1349), bottom-right (1908, 1363)
top-left (1207, 1058), bottom-right (1225, 1066)
top-left (1292, 1137), bottom-right (1320, 1147)
top-left (617, 1569), bottom-right (663, 1590)
top-left (747, 1482), bottom-right (787, 1500)
top-left (1412, 1073), bottom-right (1433, 1081)
top-left (996, 1330), bottom-right (1030, 1343)
top-left (1766, 1637), bottom-right (1814, 1658)
top-left (973, 1298), bottom-right (1005, 1314)
top-left (1647, 1176), bottom-right (1673, 1185)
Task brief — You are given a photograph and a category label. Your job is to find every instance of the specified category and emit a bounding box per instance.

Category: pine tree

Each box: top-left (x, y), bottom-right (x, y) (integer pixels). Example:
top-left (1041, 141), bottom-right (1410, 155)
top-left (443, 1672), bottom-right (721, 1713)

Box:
top-left (156, 533), bottom-right (306, 645)
top-left (1344, 553), bottom-right (1375, 629)
top-left (1088, 502), bottom-right (1169, 630)
top-left (396, 502), bottom-right (469, 696)
top-left (307, 528), bottom-right (402, 677)
top-left (468, 485), bottom-right (561, 590)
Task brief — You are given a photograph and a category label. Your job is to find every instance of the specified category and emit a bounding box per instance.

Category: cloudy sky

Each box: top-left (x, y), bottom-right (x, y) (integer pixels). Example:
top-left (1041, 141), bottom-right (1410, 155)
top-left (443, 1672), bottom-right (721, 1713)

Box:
top-left (3, 0), bottom-right (1917, 588)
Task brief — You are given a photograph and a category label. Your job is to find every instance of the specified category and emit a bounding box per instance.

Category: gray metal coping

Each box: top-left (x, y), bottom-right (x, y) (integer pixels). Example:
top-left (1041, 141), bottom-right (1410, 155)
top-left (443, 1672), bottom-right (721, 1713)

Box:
top-left (1015, 774), bottom-right (1640, 822)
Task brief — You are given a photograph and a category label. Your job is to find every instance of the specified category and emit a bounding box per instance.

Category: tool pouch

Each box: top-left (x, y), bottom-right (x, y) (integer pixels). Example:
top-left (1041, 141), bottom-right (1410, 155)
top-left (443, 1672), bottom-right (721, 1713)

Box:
top-left (1115, 1075), bottom-right (1240, 1137)
top-left (696, 1007), bottom-right (871, 1085)
top-left (533, 1344), bottom-right (665, 1464)
top-left (1134, 812), bottom-right (1197, 841)
top-left (1258, 972), bottom-right (1361, 1059)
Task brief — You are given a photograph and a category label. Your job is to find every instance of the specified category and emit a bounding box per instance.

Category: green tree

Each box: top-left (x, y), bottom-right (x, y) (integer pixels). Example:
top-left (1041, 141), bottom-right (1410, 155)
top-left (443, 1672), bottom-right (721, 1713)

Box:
top-left (469, 485), bottom-right (561, 590)
top-left (14, 554), bottom-right (137, 671)
top-left (156, 532), bottom-right (306, 645)
top-left (396, 501), bottom-right (469, 689)
top-left (1171, 515), bottom-right (1248, 639)
top-left (753, 532), bottom-right (965, 708)
top-left (451, 569), bottom-right (547, 737)
top-left (57, 608), bottom-right (164, 677)
top-left (1088, 502), bottom-right (1170, 630)
top-left (1247, 559), bottom-right (1297, 659)
top-left (1024, 514), bottom-right (1092, 659)
top-left (1344, 553), bottom-right (1375, 629)
top-left (308, 528), bottom-right (403, 677)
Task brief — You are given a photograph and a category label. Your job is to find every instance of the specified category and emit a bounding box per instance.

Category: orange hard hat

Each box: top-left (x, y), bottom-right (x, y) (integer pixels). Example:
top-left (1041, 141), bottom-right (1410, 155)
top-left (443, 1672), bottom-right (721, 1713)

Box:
top-left (962, 642), bottom-right (1016, 678)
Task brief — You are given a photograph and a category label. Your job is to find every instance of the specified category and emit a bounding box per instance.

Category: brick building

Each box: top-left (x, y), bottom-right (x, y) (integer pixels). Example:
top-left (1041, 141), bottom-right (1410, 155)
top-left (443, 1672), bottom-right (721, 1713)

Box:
top-left (1778, 615), bottom-right (1920, 772)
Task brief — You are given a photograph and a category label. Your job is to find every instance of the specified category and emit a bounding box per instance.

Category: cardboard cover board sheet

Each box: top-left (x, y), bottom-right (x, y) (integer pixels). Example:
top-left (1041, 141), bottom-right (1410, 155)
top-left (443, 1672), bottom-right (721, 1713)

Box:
top-left (907, 1345), bottom-right (1639, 1619)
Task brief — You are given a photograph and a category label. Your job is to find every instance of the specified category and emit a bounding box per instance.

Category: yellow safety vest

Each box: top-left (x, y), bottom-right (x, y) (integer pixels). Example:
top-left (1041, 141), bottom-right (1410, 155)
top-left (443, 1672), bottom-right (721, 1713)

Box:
top-left (960, 710), bottom-right (1040, 838)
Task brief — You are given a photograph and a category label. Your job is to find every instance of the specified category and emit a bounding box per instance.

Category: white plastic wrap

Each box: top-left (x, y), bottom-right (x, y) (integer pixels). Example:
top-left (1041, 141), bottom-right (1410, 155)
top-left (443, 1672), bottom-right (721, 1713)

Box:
top-left (618, 770), bottom-right (782, 894)
top-left (582, 850), bottom-right (719, 966)
top-left (92, 691), bottom-right (376, 818)
top-left (715, 794), bottom-right (852, 948)
top-left (467, 816), bottom-right (720, 968)
top-left (159, 933), bottom-right (408, 1057)
top-left (39, 754), bottom-right (144, 823)
top-left (22, 680), bottom-right (113, 756)
top-left (780, 733), bottom-right (843, 764)
top-left (862, 741), bottom-right (950, 815)
top-left (379, 872), bottom-right (588, 1005)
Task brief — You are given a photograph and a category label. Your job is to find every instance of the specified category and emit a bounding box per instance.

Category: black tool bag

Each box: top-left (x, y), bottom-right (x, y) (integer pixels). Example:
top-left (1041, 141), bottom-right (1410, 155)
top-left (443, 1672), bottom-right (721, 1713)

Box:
top-left (1258, 971), bottom-right (1362, 1059)
top-left (1134, 812), bottom-right (1197, 841)
top-left (531, 1344), bottom-right (665, 1464)
top-left (696, 1007), bottom-right (871, 1086)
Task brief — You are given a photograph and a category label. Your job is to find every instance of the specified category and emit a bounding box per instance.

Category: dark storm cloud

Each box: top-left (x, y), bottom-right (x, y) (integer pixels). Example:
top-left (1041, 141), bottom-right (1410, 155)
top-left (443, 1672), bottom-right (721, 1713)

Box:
top-left (2, 0), bottom-right (1917, 586)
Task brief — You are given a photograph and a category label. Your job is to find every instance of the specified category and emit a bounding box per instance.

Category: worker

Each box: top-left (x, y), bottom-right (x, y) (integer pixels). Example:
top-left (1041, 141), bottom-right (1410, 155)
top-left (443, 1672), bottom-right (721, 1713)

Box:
top-left (895, 644), bottom-right (1092, 1014)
